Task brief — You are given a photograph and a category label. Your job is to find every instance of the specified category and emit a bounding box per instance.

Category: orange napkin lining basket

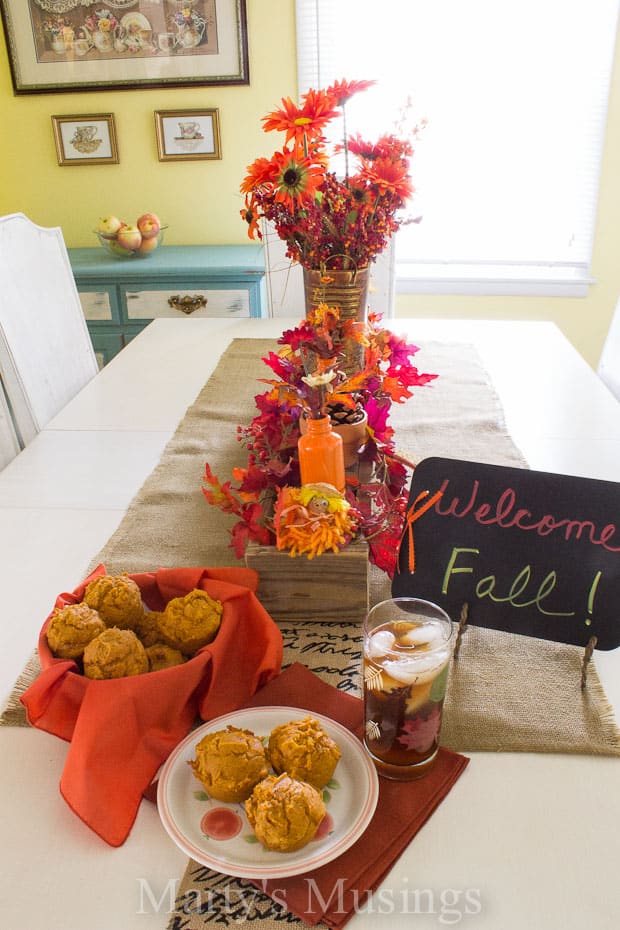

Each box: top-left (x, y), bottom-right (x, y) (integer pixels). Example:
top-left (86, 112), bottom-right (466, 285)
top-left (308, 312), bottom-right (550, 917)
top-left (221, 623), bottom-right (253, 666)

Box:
top-left (20, 563), bottom-right (283, 847)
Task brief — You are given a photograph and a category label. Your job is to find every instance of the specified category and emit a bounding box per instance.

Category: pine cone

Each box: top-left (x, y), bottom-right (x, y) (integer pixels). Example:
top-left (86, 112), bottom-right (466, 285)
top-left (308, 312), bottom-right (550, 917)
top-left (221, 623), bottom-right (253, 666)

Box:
top-left (327, 400), bottom-right (365, 426)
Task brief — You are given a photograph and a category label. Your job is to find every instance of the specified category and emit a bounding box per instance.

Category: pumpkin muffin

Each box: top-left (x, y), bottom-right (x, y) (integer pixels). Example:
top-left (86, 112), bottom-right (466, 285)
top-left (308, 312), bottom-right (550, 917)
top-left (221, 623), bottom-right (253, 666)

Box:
top-left (134, 611), bottom-right (165, 648)
top-left (83, 573), bottom-right (144, 630)
top-left (145, 642), bottom-right (186, 672)
top-left (46, 602), bottom-right (106, 660)
top-left (83, 628), bottom-right (149, 679)
top-left (189, 726), bottom-right (270, 803)
top-left (159, 589), bottom-right (223, 656)
top-left (268, 716), bottom-right (341, 788)
top-left (245, 773), bottom-right (326, 852)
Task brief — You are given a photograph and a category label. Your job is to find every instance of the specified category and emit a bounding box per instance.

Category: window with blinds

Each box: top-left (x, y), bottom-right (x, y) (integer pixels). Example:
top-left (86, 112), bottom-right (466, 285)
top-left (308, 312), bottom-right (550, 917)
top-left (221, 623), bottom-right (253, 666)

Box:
top-left (296, 0), bottom-right (619, 295)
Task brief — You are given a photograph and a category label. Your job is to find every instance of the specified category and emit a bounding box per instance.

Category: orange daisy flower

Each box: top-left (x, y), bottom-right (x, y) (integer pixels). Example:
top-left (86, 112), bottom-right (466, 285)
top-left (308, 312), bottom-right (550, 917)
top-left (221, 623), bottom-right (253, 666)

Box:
top-left (347, 133), bottom-right (413, 163)
top-left (240, 195), bottom-right (261, 240)
top-left (327, 78), bottom-right (376, 106)
top-left (362, 156), bottom-right (413, 202)
top-left (240, 156), bottom-right (278, 194)
top-left (262, 89), bottom-right (338, 144)
top-left (346, 134), bottom-right (384, 162)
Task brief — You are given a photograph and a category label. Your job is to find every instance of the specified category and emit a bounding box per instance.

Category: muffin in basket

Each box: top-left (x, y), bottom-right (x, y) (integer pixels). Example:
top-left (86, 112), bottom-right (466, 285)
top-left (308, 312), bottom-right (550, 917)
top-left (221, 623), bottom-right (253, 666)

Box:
top-left (159, 589), bottom-right (223, 655)
top-left (83, 573), bottom-right (144, 630)
top-left (145, 643), bottom-right (186, 672)
top-left (83, 628), bottom-right (149, 680)
top-left (46, 603), bottom-right (106, 660)
top-left (134, 611), bottom-right (165, 648)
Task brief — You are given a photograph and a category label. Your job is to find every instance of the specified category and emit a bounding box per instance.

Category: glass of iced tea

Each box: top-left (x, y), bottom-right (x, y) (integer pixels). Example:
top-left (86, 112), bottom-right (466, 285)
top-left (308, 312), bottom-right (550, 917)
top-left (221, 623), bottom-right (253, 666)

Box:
top-left (363, 597), bottom-right (454, 779)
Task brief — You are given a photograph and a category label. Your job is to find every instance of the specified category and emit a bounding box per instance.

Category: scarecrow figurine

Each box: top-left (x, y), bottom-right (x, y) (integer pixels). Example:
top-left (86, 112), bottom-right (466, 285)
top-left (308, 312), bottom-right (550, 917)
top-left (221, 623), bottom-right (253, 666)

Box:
top-left (274, 483), bottom-right (360, 559)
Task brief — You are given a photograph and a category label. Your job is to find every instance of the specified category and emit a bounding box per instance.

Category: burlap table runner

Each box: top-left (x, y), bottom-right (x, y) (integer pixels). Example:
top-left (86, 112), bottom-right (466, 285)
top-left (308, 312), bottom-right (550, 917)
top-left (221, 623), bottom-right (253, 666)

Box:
top-left (3, 337), bottom-right (619, 757)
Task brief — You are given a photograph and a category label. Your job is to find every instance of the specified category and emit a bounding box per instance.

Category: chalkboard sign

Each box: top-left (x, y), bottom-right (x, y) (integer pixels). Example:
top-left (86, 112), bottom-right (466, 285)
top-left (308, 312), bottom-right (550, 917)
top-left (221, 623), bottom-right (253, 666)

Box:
top-left (392, 457), bottom-right (620, 650)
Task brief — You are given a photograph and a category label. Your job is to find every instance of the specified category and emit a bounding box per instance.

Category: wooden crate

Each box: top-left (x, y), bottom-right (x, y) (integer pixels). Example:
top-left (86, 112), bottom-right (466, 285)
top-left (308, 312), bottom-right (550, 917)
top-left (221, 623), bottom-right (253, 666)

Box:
top-left (245, 540), bottom-right (369, 622)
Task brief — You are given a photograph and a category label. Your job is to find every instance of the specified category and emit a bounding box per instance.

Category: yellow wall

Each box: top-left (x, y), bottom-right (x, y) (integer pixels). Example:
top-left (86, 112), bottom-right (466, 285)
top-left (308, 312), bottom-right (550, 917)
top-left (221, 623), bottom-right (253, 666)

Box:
top-left (0, 3), bottom-right (619, 368)
top-left (0, 2), bottom-right (298, 245)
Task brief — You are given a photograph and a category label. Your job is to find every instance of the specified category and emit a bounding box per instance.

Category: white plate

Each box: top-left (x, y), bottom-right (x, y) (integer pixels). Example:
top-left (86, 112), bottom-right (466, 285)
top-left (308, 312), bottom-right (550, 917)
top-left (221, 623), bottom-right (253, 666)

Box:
top-left (120, 12), bottom-right (151, 33)
top-left (157, 706), bottom-right (379, 879)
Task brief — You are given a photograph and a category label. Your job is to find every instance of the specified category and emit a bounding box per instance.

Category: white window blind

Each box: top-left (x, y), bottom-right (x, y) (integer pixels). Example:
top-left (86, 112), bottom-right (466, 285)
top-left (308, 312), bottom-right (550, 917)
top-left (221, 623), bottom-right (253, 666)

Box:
top-left (296, 0), bottom-right (619, 295)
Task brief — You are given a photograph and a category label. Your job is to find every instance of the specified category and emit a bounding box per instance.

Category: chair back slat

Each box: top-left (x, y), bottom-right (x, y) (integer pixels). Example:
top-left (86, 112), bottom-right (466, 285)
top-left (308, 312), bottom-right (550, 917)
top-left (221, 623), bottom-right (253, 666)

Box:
top-left (0, 213), bottom-right (98, 448)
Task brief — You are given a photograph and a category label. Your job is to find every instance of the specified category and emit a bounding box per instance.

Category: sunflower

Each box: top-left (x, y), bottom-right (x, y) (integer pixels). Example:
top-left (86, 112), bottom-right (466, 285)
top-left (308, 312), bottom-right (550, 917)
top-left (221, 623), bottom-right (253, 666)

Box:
top-left (273, 151), bottom-right (323, 208)
top-left (347, 179), bottom-right (372, 207)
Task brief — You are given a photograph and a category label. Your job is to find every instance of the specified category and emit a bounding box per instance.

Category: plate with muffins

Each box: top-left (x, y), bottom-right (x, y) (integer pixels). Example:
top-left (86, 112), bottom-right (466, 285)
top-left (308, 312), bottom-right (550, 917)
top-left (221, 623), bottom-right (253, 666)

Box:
top-left (157, 707), bottom-right (379, 878)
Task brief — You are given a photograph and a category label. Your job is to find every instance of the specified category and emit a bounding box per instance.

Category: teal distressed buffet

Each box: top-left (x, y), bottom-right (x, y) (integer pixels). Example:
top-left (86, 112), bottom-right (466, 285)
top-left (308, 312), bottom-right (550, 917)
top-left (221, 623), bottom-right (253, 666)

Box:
top-left (68, 244), bottom-right (267, 366)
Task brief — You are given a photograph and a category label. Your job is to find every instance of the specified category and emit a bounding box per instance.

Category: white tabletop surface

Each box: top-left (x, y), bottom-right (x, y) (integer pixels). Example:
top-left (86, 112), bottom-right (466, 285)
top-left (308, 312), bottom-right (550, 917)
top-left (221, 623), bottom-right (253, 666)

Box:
top-left (1, 317), bottom-right (619, 930)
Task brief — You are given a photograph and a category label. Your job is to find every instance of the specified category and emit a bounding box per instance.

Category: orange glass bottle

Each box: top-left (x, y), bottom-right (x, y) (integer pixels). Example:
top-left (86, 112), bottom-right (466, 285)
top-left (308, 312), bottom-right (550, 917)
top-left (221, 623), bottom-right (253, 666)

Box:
top-left (298, 416), bottom-right (345, 492)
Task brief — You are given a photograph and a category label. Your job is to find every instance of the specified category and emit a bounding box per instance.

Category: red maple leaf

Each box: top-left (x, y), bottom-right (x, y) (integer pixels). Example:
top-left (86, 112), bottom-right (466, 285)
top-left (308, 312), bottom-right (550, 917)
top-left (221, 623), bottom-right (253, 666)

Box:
top-left (397, 706), bottom-right (441, 754)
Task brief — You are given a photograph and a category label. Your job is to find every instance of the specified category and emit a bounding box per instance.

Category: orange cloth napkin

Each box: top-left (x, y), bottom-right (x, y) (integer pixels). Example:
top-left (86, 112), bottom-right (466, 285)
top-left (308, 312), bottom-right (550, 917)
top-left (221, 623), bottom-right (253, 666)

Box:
top-left (20, 564), bottom-right (283, 847)
top-left (243, 663), bottom-right (469, 929)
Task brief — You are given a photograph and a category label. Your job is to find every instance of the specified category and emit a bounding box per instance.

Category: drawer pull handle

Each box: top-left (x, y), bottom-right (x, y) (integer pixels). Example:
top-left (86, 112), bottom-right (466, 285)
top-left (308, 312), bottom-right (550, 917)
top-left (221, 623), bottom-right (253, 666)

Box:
top-left (168, 294), bottom-right (207, 315)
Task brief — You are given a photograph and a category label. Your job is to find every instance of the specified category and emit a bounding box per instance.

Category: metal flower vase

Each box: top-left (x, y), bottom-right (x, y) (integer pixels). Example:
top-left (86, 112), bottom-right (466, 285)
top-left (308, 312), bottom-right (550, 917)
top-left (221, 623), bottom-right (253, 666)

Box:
top-left (303, 263), bottom-right (370, 375)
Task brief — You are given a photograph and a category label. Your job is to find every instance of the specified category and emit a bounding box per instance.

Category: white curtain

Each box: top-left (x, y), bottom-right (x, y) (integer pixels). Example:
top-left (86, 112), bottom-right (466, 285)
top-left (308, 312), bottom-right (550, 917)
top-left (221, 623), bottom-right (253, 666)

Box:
top-left (296, 0), bottom-right (619, 291)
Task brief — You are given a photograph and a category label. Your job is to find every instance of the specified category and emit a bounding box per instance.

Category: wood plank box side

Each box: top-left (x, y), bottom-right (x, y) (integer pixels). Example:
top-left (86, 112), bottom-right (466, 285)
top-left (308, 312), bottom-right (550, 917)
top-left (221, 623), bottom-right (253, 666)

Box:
top-left (244, 540), bottom-right (369, 623)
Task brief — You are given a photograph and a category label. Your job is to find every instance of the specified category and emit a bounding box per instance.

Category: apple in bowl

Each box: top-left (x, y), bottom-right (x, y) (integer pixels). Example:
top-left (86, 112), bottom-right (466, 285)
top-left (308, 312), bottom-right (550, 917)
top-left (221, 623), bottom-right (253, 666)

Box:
top-left (138, 236), bottom-right (160, 254)
top-left (94, 213), bottom-right (166, 257)
top-left (108, 239), bottom-right (130, 257)
top-left (116, 225), bottom-right (143, 251)
top-left (97, 215), bottom-right (123, 240)
top-left (137, 213), bottom-right (161, 240)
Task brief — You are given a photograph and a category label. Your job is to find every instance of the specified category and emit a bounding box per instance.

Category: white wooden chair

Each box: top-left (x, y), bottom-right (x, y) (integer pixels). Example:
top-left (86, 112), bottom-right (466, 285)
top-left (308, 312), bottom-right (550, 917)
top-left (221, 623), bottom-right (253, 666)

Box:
top-left (0, 213), bottom-right (98, 459)
top-left (0, 376), bottom-right (20, 470)
top-left (598, 298), bottom-right (620, 402)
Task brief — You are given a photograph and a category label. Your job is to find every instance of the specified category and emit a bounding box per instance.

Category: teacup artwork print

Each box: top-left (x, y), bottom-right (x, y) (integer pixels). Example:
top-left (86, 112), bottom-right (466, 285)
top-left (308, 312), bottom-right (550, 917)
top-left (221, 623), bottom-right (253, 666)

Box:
top-left (52, 114), bottom-right (119, 166)
top-left (70, 125), bottom-right (101, 154)
top-left (155, 109), bottom-right (222, 162)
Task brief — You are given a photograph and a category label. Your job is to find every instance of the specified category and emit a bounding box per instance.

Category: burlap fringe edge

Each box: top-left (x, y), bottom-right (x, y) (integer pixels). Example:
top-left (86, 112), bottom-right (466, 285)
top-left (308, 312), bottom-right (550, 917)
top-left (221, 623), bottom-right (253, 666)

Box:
top-left (584, 679), bottom-right (620, 754)
top-left (0, 650), bottom-right (39, 728)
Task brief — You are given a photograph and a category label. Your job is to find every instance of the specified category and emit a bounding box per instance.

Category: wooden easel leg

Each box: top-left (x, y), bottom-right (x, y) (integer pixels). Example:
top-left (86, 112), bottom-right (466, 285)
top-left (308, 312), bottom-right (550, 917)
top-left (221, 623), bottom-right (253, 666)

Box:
top-left (453, 602), bottom-right (469, 660)
top-left (580, 636), bottom-right (598, 691)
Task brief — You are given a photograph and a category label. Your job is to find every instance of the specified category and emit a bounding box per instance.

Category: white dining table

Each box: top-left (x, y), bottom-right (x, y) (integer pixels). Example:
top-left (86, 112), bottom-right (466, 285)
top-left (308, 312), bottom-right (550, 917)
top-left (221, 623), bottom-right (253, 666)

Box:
top-left (0, 317), bottom-right (619, 930)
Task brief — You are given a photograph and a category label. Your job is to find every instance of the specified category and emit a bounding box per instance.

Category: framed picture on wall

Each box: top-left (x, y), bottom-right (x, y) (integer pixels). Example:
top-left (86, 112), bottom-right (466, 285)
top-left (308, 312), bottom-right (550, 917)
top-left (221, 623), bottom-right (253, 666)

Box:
top-left (0, 0), bottom-right (249, 95)
top-left (52, 113), bottom-right (119, 166)
top-left (155, 108), bottom-right (221, 162)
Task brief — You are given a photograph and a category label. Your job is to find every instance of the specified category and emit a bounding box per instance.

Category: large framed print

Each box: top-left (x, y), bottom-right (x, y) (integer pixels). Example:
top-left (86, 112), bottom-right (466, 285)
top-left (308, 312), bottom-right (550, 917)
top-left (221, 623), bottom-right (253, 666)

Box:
top-left (0, 0), bottom-right (249, 95)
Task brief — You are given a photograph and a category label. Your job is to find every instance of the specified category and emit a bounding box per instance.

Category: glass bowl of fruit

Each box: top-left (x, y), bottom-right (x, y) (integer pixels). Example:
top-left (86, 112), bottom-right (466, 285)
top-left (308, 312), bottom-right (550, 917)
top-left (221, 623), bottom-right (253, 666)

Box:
top-left (94, 214), bottom-right (167, 258)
